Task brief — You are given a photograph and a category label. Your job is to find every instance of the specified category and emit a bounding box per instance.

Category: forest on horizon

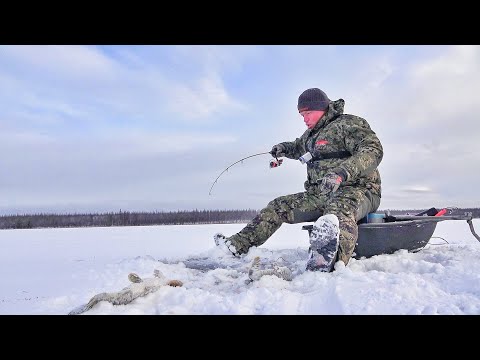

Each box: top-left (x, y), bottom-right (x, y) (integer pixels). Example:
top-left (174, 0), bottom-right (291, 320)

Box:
top-left (0, 207), bottom-right (477, 230)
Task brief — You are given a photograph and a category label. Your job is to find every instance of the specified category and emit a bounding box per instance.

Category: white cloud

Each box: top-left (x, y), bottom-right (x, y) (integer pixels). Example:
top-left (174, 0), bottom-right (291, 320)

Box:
top-left (399, 186), bottom-right (433, 193)
top-left (342, 53), bottom-right (397, 116)
top-left (0, 128), bottom-right (237, 157)
top-left (0, 45), bottom-right (255, 125)
top-left (103, 130), bottom-right (237, 157)
top-left (172, 45), bottom-right (263, 74)
top-left (407, 45), bottom-right (480, 126)
top-left (0, 45), bottom-right (118, 80)
top-left (166, 73), bottom-right (247, 120)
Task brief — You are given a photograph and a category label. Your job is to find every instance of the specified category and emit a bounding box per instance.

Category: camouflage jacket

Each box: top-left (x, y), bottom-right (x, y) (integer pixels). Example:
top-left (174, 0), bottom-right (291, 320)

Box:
top-left (279, 99), bottom-right (383, 197)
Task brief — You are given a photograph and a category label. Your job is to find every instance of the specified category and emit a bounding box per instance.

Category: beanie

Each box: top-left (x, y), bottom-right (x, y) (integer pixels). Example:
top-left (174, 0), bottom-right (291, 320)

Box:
top-left (297, 88), bottom-right (330, 112)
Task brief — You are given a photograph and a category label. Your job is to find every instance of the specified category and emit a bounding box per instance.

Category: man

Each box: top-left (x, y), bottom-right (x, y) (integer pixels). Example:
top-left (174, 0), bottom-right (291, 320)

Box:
top-left (215, 88), bottom-right (383, 272)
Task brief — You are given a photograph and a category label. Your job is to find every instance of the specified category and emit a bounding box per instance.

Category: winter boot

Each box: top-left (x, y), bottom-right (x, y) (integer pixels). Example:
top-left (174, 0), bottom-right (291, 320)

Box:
top-left (214, 233), bottom-right (239, 257)
top-left (306, 214), bottom-right (340, 272)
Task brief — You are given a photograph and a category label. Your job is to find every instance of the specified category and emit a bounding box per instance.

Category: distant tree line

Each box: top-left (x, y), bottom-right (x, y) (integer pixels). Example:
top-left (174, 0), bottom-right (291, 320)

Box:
top-left (0, 209), bottom-right (260, 230)
top-left (1, 207), bottom-right (478, 230)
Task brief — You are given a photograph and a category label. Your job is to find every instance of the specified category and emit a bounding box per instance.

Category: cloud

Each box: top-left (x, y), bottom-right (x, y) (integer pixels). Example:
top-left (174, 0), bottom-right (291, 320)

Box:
top-left (0, 128), bottom-right (237, 158)
top-left (100, 130), bottom-right (237, 157)
top-left (406, 45), bottom-right (480, 127)
top-left (0, 46), bottom-right (257, 126)
top-left (171, 45), bottom-right (263, 74)
top-left (345, 53), bottom-right (396, 112)
top-left (165, 73), bottom-right (247, 120)
top-left (0, 45), bottom-right (118, 81)
top-left (399, 186), bottom-right (433, 194)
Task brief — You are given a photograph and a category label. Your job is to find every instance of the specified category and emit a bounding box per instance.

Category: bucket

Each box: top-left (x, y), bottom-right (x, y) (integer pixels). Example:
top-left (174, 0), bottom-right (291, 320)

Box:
top-left (367, 212), bottom-right (385, 223)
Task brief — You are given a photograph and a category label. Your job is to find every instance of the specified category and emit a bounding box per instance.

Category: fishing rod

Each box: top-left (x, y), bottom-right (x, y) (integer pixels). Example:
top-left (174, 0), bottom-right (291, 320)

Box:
top-left (209, 151), bottom-right (283, 195)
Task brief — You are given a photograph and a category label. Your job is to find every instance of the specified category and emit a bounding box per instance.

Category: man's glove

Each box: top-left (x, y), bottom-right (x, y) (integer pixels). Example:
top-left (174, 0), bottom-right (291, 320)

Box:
top-left (270, 144), bottom-right (286, 157)
top-left (318, 170), bottom-right (347, 195)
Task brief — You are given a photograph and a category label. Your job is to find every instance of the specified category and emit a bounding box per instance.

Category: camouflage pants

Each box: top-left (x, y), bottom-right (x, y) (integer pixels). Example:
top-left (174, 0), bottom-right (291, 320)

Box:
top-left (227, 186), bottom-right (380, 265)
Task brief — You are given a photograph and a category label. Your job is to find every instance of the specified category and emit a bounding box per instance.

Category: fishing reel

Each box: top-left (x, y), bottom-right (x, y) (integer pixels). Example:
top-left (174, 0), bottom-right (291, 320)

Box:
top-left (269, 157), bottom-right (283, 168)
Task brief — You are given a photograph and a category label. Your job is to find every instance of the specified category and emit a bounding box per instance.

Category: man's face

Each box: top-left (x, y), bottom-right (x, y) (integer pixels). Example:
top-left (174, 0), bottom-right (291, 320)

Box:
top-left (300, 110), bottom-right (325, 129)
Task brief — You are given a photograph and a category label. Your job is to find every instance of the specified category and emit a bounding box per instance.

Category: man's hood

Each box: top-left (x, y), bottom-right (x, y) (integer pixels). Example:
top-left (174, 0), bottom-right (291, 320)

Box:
top-left (312, 98), bottom-right (345, 131)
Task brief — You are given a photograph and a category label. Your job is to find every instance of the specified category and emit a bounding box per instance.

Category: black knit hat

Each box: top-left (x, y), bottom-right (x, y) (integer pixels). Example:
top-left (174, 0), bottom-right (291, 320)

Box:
top-left (297, 88), bottom-right (330, 112)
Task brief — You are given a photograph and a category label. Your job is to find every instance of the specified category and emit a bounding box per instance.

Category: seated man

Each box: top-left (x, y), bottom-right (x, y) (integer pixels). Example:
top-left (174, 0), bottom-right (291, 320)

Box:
top-left (215, 87), bottom-right (383, 272)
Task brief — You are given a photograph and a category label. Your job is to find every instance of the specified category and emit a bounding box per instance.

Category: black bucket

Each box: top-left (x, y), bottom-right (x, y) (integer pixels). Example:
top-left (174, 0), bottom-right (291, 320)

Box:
top-left (354, 219), bottom-right (437, 259)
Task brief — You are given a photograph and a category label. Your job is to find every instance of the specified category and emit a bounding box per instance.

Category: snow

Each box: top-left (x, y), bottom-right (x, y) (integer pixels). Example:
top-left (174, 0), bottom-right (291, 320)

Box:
top-left (1, 219), bottom-right (479, 315)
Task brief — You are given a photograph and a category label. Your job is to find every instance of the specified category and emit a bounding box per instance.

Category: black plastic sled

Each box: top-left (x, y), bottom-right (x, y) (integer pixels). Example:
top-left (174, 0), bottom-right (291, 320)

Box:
top-left (302, 208), bottom-right (480, 260)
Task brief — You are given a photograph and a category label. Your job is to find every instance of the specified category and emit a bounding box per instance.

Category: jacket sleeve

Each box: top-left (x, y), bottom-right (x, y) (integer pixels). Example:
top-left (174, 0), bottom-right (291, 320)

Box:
top-left (333, 121), bottom-right (383, 182)
top-left (277, 131), bottom-right (308, 160)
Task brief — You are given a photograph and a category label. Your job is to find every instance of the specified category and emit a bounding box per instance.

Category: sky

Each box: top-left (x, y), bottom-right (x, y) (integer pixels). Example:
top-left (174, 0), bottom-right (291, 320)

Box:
top-left (0, 45), bottom-right (479, 215)
top-left (1, 219), bottom-right (479, 315)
